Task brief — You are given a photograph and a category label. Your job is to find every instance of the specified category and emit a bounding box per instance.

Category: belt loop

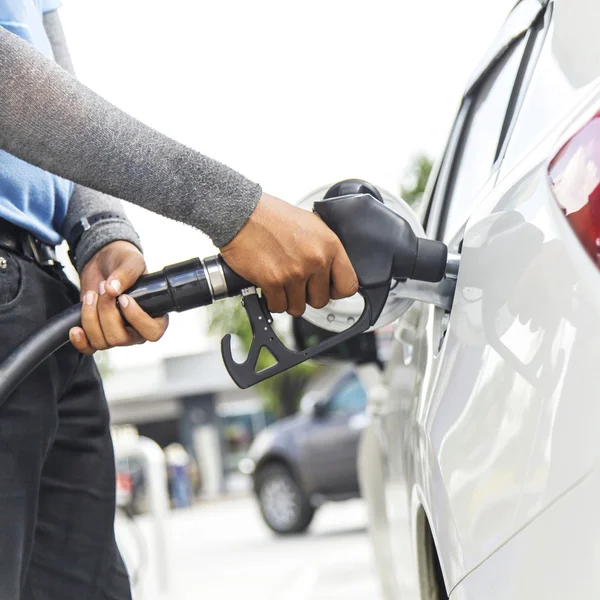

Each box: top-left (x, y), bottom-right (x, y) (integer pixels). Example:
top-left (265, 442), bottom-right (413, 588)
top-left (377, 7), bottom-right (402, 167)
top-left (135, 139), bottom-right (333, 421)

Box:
top-left (26, 234), bottom-right (56, 267)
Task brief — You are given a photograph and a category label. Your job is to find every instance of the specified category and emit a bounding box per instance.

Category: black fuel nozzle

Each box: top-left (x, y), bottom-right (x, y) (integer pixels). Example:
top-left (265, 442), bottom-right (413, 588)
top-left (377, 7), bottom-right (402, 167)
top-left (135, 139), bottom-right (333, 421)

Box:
top-left (323, 179), bottom-right (384, 203)
top-left (118, 256), bottom-right (251, 319)
top-left (314, 192), bottom-right (448, 286)
top-left (221, 187), bottom-right (453, 389)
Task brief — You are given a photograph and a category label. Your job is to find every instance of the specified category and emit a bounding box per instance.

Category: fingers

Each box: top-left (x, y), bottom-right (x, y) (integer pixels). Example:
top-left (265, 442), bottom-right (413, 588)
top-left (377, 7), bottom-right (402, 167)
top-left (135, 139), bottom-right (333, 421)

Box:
top-left (262, 285), bottom-right (288, 314)
top-left (306, 269), bottom-right (330, 309)
top-left (97, 281), bottom-right (139, 347)
top-left (119, 295), bottom-right (169, 342)
top-left (104, 250), bottom-right (145, 297)
top-left (330, 245), bottom-right (359, 300)
top-left (69, 326), bottom-right (95, 355)
top-left (257, 246), bottom-right (354, 316)
top-left (74, 282), bottom-right (168, 355)
top-left (81, 289), bottom-right (109, 350)
top-left (285, 279), bottom-right (307, 317)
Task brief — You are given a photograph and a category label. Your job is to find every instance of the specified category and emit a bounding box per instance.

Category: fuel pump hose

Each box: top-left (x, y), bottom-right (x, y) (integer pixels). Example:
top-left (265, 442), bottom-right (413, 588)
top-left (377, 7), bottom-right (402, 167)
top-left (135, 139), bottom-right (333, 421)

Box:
top-left (0, 256), bottom-right (249, 403)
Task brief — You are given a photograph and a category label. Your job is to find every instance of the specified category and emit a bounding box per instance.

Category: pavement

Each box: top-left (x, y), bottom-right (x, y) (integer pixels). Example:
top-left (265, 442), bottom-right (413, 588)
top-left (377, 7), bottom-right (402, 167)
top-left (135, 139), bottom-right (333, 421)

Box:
top-left (116, 494), bottom-right (383, 600)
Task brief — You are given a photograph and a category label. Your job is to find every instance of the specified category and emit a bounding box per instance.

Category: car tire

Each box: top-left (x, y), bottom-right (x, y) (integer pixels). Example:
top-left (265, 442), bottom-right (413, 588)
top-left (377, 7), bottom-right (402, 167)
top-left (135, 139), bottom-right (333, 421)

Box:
top-left (256, 463), bottom-right (315, 535)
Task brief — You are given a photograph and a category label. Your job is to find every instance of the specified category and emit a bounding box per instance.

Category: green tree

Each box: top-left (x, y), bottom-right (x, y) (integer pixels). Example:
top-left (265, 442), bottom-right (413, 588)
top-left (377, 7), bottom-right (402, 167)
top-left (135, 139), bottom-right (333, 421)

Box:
top-left (208, 297), bottom-right (319, 417)
top-left (400, 154), bottom-right (433, 208)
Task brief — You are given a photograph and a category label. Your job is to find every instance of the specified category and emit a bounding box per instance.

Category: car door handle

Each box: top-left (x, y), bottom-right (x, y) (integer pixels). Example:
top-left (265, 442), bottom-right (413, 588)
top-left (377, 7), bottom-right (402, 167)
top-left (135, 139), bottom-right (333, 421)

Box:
top-left (394, 304), bottom-right (424, 366)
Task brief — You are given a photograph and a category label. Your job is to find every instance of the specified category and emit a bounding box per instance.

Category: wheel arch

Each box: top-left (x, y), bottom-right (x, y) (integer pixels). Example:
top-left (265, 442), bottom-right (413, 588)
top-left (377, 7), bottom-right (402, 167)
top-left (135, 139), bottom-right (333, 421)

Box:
top-left (412, 492), bottom-right (448, 600)
top-left (254, 452), bottom-right (303, 488)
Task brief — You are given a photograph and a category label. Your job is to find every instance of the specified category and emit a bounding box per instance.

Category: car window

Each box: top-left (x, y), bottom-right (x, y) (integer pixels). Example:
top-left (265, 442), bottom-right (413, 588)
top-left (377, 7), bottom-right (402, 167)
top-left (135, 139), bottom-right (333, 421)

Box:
top-left (327, 376), bottom-right (366, 415)
top-left (500, 22), bottom-right (582, 179)
top-left (439, 37), bottom-right (527, 242)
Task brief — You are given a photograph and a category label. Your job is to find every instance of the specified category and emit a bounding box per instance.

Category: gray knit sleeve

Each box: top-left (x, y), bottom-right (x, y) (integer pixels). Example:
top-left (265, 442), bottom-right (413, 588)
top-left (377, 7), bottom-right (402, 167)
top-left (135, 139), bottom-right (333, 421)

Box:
top-left (0, 24), bottom-right (262, 248)
top-left (43, 10), bottom-right (143, 272)
top-left (42, 10), bottom-right (75, 74)
top-left (60, 186), bottom-right (143, 272)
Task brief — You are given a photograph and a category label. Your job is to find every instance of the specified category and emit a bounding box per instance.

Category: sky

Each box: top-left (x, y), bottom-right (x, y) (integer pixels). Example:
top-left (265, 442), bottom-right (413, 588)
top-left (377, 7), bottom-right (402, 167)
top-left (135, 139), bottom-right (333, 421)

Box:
top-left (58, 0), bottom-right (515, 368)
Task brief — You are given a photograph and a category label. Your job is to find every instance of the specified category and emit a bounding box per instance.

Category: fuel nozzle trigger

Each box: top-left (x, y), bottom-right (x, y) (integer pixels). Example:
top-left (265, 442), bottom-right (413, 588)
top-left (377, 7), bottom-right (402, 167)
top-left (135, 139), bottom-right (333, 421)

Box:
top-left (221, 283), bottom-right (388, 389)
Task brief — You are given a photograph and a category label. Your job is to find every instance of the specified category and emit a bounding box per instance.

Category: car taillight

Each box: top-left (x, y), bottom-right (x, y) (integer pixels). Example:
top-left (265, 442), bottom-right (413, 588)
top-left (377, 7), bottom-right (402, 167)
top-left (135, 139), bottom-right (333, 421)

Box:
top-left (549, 113), bottom-right (600, 268)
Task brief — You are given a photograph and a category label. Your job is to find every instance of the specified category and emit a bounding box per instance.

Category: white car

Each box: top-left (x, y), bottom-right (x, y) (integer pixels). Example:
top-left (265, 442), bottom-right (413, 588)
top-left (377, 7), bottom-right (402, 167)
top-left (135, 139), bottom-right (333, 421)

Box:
top-left (356, 0), bottom-right (600, 598)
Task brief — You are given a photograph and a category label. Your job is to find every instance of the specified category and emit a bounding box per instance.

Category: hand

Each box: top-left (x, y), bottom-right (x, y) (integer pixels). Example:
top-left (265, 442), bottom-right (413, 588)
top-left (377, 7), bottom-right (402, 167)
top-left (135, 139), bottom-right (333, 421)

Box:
top-left (69, 241), bottom-right (169, 355)
top-left (220, 193), bottom-right (358, 316)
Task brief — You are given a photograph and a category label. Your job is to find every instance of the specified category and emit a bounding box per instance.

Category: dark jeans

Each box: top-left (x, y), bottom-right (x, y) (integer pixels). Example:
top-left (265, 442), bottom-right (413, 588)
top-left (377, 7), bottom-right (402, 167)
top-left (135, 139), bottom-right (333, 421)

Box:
top-left (0, 250), bottom-right (131, 599)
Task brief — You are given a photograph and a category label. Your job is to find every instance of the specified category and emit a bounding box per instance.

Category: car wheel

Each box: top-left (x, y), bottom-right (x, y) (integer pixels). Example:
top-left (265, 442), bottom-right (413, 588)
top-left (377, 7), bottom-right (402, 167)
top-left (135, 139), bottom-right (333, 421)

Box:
top-left (256, 463), bottom-right (315, 534)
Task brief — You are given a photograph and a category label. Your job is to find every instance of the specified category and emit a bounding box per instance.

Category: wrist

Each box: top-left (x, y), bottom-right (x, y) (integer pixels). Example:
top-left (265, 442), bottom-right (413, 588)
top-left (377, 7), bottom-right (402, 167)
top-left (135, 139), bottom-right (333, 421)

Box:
top-left (213, 184), bottom-right (263, 249)
top-left (70, 217), bottom-right (142, 274)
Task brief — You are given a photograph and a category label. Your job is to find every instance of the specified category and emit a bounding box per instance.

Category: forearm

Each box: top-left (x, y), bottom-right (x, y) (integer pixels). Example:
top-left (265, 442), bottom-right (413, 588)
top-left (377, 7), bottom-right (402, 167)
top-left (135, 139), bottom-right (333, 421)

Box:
top-left (0, 25), bottom-right (261, 248)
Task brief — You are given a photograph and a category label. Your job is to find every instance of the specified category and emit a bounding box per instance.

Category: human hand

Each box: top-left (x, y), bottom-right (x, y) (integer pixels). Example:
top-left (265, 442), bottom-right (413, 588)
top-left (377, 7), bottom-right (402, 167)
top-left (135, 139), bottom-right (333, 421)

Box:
top-left (220, 193), bottom-right (358, 316)
top-left (69, 241), bottom-right (169, 355)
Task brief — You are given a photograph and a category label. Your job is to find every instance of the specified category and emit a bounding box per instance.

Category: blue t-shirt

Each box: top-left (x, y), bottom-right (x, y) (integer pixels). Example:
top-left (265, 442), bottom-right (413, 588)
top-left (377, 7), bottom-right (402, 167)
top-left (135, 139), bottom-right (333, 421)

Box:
top-left (0, 0), bottom-right (73, 244)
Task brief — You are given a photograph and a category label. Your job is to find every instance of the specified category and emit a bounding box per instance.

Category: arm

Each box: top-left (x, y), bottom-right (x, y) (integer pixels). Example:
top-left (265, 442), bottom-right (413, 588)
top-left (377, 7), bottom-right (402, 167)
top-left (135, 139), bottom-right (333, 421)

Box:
top-left (0, 18), bottom-right (358, 323)
top-left (43, 10), bottom-right (167, 352)
top-left (0, 24), bottom-right (261, 249)
top-left (43, 10), bottom-right (142, 273)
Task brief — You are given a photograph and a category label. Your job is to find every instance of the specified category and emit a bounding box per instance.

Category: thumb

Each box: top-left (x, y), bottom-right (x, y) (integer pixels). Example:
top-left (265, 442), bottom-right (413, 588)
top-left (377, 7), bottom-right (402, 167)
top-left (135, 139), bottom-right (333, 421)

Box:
top-left (105, 251), bottom-right (146, 297)
top-left (330, 245), bottom-right (359, 300)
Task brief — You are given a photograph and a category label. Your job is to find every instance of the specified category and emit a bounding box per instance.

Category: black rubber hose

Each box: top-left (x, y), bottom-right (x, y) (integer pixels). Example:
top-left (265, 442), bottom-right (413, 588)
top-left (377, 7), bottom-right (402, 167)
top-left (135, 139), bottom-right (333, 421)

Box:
top-left (0, 255), bottom-right (250, 406)
top-left (0, 303), bottom-right (81, 403)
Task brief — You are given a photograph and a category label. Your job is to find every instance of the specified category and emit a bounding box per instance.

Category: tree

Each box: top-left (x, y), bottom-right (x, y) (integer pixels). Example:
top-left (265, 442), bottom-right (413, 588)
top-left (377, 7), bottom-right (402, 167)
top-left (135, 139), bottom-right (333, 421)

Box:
top-left (400, 154), bottom-right (433, 208)
top-left (208, 297), bottom-right (319, 417)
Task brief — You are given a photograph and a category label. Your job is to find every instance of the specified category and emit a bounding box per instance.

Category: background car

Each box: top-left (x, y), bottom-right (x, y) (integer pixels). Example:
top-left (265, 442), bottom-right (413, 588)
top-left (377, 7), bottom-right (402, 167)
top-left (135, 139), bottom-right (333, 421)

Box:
top-left (356, 0), bottom-right (600, 598)
top-left (244, 369), bottom-right (368, 534)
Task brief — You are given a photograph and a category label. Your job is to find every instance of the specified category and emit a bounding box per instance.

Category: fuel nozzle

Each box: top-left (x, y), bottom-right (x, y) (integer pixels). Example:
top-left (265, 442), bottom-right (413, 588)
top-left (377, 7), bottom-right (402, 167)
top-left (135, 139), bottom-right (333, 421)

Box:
top-left (313, 192), bottom-right (449, 287)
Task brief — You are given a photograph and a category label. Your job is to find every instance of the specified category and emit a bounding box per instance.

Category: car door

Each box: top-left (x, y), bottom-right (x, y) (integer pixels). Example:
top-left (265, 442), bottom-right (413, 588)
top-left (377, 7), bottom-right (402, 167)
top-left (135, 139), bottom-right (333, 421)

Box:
top-left (444, 0), bottom-right (600, 595)
top-left (380, 0), bottom-right (551, 593)
top-left (406, 0), bottom-right (573, 590)
top-left (301, 374), bottom-right (368, 496)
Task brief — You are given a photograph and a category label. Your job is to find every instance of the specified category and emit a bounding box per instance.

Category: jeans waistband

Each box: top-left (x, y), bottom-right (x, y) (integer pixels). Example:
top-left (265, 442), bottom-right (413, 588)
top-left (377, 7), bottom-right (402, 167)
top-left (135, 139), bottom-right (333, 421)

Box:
top-left (0, 219), bottom-right (58, 267)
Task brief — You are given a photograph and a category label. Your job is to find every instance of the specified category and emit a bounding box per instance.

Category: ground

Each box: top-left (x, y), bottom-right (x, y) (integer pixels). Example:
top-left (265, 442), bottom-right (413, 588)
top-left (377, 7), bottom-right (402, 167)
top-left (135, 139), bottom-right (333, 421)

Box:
top-left (116, 494), bottom-right (383, 600)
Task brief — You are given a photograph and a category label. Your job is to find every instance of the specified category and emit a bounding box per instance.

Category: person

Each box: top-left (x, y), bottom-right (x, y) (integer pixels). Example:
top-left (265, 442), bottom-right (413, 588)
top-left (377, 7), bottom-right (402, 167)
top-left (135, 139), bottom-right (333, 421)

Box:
top-left (0, 3), bottom-right (358, 599)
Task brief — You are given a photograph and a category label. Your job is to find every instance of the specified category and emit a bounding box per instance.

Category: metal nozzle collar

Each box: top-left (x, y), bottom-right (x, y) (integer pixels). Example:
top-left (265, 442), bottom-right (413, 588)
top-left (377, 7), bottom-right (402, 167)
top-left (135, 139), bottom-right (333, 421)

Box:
top-left (203, 255), bottom-right (229, 301)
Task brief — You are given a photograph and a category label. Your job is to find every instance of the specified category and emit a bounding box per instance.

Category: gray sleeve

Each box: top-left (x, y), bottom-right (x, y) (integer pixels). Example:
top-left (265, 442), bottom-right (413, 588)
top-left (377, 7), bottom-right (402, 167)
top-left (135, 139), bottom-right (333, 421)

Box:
top-left (0, 24), bottom-right (262, 249)
top-left (43, 10), bottom-right (143, 272)
top-left (61, 186), bottom-right (143, 272)
top-left (42, 10), bottom-right (75, 74)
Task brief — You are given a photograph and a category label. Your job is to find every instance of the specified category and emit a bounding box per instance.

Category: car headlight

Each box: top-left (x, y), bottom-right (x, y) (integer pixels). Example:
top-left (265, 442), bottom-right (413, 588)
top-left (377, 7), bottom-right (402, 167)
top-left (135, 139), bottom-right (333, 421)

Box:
top-left (238, 457), bottom-right (256, 475)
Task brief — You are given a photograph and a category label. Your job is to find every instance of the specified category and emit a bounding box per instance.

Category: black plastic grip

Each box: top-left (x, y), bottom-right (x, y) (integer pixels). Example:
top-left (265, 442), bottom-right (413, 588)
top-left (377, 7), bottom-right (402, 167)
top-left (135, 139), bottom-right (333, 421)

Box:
top-left (119, 256), bottom-right (252, 319)
top-left (218, 256), bottom-right (252, 296)
top-left (121, 258), bottom-right (214, 318)
top-left (314, 193), bottom-right (448, 286)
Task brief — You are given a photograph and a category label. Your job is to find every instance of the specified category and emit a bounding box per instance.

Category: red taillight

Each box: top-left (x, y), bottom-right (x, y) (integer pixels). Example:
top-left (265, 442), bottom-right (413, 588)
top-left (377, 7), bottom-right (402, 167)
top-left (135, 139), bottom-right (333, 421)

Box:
top-left (549, 113), bottom-right (600, 268)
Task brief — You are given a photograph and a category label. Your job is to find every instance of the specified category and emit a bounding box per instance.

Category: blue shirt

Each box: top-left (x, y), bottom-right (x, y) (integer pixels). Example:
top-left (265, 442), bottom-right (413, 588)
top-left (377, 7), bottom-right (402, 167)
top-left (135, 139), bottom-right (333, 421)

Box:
top-left (0, 0), bottom-right (73, 244)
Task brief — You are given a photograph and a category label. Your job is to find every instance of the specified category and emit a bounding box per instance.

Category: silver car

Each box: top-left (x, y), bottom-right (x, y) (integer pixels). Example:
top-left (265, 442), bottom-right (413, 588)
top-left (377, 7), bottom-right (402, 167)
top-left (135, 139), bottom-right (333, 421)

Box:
top-left (244, 369), bottom-right (368, 534)
top-left (356, 0), bottom-right (600, 598)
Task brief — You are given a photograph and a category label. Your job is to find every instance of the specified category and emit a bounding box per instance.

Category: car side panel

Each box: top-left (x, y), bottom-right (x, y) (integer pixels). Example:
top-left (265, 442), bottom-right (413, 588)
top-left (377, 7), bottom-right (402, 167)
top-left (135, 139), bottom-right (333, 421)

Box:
top-left (421, 80), bottom-right (600, 589)
top-left (449, 464), bottom-right (600, 599)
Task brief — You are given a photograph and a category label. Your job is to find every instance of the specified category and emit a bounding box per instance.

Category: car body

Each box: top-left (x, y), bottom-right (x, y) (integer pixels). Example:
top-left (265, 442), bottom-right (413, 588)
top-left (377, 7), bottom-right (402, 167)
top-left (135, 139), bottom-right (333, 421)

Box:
top-left (358, 0), bottom-right (600, 598)
top-left (244, 369), bottom-right (368, 533)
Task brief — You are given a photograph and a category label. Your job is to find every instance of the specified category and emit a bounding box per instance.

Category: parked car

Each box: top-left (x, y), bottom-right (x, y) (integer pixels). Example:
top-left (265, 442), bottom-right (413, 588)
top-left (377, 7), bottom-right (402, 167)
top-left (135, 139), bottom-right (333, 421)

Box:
top-left (243, 369), bottom-right (368, 534)
top-left (354, 1), bottom-right (600, 598)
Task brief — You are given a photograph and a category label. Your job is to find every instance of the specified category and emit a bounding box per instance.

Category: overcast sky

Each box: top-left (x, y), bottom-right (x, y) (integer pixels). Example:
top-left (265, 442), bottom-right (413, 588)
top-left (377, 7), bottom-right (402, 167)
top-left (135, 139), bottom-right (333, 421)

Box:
top-left (58, 0), bottom-right (515, 367)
